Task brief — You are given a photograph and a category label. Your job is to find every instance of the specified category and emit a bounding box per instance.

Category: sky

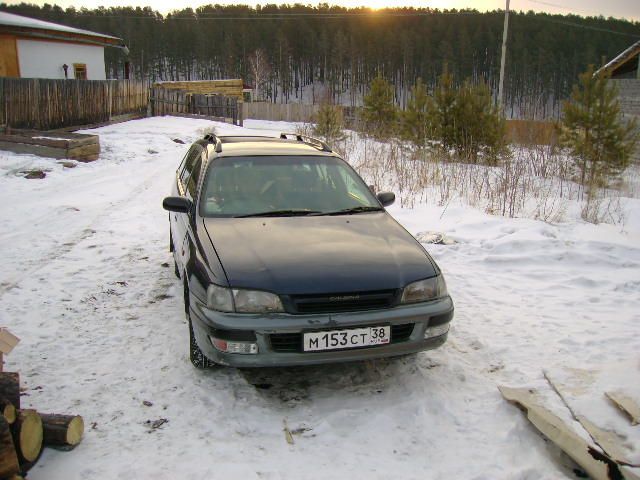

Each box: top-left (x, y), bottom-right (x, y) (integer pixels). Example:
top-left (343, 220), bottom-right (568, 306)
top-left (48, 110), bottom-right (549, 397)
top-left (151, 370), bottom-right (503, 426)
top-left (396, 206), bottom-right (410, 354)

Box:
top-left (2, 0), bottom-right (639, 21)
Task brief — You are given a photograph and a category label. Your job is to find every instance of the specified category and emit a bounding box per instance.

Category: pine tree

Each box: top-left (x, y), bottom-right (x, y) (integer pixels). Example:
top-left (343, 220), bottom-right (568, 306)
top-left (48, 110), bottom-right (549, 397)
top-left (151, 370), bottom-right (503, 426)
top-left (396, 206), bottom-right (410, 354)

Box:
top-left (560, 66), bottom-right (639, 191)
top-left (361, 75), bottom-right (397, 138)
top-left (452, 79), bottom-right (506, 164)
top-left (430, 67), bottom-right (457, 151)
top-left (313, 102), bottom-right (346, 145)
top-left (400, 78), bottom-right (433, 148)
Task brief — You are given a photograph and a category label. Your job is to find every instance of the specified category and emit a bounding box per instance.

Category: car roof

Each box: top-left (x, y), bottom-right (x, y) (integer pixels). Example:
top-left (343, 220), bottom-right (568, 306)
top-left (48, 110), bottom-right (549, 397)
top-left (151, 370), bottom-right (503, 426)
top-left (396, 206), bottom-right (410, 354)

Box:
top-left (201, 135), bottom-right (340, 158)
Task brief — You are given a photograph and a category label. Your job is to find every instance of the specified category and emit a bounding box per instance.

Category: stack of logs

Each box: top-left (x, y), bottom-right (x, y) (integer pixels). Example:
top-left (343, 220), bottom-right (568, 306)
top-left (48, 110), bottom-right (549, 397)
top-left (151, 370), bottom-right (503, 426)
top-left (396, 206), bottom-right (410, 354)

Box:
top-left (0, 372), bottom-right (84, 479)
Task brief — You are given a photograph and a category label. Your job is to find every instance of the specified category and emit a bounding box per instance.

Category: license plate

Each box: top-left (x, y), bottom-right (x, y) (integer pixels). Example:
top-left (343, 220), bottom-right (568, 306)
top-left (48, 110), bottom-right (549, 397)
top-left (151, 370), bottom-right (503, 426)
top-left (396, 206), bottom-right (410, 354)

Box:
top-left (303, 326), bottom-right (391, 352)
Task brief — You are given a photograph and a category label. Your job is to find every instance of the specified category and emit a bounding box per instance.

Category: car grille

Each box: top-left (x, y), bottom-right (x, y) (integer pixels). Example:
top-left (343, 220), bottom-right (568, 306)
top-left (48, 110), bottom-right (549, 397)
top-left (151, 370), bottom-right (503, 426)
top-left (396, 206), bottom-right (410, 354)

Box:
top-left (287, 289), bottom-right (398, 314)
top-left (270, 323), bottom-right (415, 353)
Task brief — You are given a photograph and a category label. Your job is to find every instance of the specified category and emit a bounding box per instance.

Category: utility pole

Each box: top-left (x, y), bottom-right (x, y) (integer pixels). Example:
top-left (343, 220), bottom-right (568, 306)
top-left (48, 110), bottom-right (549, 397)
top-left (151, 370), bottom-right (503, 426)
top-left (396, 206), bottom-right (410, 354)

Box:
top-left (498, 0), bottom-right (510, 109)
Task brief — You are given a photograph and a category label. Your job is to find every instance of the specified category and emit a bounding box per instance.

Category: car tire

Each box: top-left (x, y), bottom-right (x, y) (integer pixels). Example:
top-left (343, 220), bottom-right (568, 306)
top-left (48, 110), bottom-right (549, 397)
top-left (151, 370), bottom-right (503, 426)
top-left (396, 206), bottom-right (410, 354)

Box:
top-left (184, 278), bottom-right (215, 369)
top-left (189, 317), bottom-right (216, 369)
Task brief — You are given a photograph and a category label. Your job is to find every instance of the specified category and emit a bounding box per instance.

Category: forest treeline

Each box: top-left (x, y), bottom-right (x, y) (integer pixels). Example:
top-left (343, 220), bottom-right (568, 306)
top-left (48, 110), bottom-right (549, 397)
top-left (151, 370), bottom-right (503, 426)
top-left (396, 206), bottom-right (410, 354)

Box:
top-left (2, 3), bottom-right (639, 119)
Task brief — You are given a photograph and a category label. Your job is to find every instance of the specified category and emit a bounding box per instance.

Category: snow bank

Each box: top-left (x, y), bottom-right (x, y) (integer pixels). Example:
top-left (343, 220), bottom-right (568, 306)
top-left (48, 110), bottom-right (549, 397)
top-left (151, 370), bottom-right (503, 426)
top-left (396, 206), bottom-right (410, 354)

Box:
top-left (0, 116), bottom-right (637, 479)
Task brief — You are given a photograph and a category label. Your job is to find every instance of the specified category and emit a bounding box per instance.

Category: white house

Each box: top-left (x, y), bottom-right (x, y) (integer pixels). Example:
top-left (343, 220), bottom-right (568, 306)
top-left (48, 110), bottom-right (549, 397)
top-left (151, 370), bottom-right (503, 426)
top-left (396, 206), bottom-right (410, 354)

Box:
top-left (0, 11), bottom-right (127, 80)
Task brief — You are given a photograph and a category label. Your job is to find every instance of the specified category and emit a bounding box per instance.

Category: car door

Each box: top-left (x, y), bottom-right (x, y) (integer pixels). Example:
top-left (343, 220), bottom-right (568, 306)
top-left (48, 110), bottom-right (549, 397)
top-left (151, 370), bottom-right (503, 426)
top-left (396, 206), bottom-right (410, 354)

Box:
top-left (173, 145), bottom-right (204, 274)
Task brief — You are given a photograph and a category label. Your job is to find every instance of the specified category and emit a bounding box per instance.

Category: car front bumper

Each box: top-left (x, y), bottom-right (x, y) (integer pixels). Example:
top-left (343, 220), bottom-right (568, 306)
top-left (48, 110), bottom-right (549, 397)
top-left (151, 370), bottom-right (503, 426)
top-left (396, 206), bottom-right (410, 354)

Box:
top-left (189, 295), bottom-right (454, 367)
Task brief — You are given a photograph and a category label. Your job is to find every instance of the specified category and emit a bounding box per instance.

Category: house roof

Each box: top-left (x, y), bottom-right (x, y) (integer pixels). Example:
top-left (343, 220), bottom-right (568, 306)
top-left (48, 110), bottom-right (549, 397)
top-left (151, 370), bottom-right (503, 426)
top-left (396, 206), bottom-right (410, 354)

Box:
top-left (0, 11), bottom-right (125, 48)
top-left (595, 39), bottom-right (640, 77)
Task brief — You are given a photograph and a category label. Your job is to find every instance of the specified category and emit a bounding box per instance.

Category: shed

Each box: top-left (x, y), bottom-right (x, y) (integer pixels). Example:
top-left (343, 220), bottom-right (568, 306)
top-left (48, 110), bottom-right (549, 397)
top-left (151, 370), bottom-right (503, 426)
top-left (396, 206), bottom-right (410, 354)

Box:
top-left (595, 40), bottom-right (640, 80)
top-left (596, 40), bottom-right (640, 120)
top-left (0, 11), bottom-right (126, 80)
top-left (153, 79), bottom-right (245, 102)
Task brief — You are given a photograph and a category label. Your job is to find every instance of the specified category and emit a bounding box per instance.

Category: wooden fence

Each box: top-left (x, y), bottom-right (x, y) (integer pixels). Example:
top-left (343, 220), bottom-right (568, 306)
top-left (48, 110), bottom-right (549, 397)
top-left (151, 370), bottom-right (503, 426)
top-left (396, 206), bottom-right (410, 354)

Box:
top-left (150, 87), bottom-right (242, 126)
top-left (243, 102), bottom-right (318, 123)
top-left (243, 102), bottom-right (359, 127)
top-left (0, 78), bottom-right (149, 130)
top-left (505, 119), bottom-right (557, 146)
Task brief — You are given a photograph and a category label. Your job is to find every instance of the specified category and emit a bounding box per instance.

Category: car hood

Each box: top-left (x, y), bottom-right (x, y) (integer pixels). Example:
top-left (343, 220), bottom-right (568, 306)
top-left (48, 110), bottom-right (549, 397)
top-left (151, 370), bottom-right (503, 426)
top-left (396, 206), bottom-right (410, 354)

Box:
top-left (202, 212), bottom-right (437, 295)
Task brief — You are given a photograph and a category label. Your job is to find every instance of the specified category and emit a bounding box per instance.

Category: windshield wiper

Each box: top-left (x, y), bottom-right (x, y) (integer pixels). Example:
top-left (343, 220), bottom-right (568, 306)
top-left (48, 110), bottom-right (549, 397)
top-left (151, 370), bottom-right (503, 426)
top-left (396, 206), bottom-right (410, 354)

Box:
top-left (312, 206), bottom-right (384, 216)
top-left (235, 209), bottom-right (321, 218)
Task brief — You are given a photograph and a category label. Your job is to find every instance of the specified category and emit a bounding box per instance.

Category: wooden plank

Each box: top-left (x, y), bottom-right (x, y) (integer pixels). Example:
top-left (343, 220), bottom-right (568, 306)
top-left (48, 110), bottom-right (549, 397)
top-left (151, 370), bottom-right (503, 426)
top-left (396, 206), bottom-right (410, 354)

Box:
top-left (606, 391), bottom-right (640, 426)
top-left (0, 133), bottom-right (97, 149)
top-left (0, 133), bottom-right (69, 148)
top-left (499, 386), bottom-right (621, 480)
top-left (0, 141), bottom-right (67, 159)
top-left (67, 143), bottom-right (100, 157)
top-left (0, 35), bottom-right (20, 78)
top-left (544, 370), bottom-right (640, 468)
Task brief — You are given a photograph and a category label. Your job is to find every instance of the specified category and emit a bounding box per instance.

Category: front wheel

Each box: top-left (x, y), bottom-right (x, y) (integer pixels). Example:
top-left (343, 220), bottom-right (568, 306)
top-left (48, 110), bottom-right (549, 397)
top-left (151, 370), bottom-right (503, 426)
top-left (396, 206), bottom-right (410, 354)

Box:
top-left (189, 318), bottom-right (216, 369)
top-left (185, 279), bottom-right (215, 369)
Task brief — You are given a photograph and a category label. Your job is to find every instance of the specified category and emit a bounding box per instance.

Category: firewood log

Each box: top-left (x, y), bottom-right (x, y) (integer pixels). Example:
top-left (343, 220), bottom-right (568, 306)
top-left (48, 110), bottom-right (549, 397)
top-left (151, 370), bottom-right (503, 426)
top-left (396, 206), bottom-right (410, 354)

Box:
top-left (0, 397), bottom-right (16, 424)
top-left (0, 373), bottom-right (20, 411)
top-left (10, 410), bottom-right (42, 464)
top-left (0, 416), bottom-right (20, 478)
top-left (40, 414), bottom-right (84, 449)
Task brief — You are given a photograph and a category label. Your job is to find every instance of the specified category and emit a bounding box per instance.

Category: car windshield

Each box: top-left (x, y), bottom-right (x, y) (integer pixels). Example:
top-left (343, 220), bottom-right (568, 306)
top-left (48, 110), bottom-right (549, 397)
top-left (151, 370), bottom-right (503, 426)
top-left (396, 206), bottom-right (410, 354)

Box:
top-left (200, 155), bottom-right (381, 217)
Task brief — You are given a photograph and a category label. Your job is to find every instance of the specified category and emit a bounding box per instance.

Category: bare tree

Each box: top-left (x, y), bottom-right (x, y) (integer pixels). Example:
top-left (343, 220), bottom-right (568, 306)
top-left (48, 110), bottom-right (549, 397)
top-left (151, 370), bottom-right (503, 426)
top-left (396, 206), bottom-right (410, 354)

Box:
top-left (248, 49), bottom-right (271, 102)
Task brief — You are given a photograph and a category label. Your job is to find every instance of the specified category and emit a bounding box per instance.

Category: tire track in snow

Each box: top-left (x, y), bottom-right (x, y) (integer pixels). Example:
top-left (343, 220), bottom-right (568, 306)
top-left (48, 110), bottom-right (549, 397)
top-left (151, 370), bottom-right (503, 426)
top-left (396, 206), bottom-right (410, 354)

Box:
top-left (0, 161), bottom-right (170, 299)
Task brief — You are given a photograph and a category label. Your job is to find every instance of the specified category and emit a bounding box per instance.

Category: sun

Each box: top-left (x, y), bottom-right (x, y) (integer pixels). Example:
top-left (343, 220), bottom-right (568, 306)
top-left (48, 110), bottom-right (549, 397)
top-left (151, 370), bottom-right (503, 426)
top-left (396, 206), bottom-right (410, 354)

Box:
top-left (366, 1), bottom-right (389, 10)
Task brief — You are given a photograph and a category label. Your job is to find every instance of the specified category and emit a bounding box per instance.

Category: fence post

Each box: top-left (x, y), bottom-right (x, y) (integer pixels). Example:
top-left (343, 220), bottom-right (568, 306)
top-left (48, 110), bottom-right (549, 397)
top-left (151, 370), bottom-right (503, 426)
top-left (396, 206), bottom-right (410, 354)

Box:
top-left (107, 81), bottom-right (113, 121)
top-left (33, 79), bottom-right (41, 130)
top-left (147, 86), bottom-right (152, 117)
top-left (190, 94), bottom-right (196, 115)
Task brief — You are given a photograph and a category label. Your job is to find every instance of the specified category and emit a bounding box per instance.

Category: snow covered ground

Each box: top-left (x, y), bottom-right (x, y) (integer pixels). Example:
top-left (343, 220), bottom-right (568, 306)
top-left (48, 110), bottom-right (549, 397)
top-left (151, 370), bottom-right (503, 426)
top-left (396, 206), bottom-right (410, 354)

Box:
top-left (0, 116), bottom-right (638, 479)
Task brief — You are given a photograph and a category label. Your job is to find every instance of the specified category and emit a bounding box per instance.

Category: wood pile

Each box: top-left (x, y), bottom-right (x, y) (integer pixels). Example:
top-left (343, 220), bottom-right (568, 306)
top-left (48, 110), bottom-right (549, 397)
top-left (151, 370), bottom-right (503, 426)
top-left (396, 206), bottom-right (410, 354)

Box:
top-left (0, 372), bottom-right (84, 479)
top-left (153, 79), bottom-right (244, 100)
top-left (0, 329), bottom-right (83, 479)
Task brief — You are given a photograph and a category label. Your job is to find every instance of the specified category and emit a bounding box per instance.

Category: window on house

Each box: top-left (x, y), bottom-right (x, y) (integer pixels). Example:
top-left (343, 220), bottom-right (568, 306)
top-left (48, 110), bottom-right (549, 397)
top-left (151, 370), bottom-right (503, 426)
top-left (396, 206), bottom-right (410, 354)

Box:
top-left (73, 63), bottom-right (87, 80)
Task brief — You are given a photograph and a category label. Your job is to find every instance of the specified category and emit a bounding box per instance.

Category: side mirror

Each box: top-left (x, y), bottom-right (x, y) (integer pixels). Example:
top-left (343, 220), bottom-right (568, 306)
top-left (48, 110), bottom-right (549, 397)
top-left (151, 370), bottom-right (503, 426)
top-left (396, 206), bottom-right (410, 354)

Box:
top-left (376, 191), bottom-right (395, 207)
top-left (163, 196), bottom-right (192, 213)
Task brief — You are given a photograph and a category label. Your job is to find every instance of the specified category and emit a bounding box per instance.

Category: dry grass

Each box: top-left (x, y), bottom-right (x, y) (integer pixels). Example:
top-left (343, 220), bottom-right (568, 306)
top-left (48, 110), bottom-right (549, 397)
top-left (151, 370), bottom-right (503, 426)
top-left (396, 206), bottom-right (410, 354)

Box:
top-left (342, 132), bottom-right (634, 226)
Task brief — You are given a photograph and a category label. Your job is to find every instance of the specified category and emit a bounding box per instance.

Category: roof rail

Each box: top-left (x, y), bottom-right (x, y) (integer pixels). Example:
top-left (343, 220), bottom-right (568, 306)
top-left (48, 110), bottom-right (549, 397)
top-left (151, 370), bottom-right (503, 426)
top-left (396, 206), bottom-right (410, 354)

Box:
top-left (280, 132), bottom-right (332, 152)
top-left (204, 133), bottom-right (223, 153)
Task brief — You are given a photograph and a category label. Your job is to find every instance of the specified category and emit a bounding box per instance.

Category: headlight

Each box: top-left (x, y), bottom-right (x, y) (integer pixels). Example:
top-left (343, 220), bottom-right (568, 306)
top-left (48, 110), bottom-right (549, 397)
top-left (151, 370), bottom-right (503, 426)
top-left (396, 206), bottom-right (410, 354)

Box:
top-left (233, 289), bottom-right (283, 313)
top-left (401, 275), bottom-right (448, 304)
top-left (207, 284), bottom-right (234, 312)
top-left (206, 284), bottom-right (283, 313)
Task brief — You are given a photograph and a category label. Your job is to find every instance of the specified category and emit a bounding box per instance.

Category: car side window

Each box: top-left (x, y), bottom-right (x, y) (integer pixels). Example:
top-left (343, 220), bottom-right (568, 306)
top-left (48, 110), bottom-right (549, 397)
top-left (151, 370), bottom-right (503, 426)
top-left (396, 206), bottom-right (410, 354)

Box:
top-left (186, 153), bottom-right (204, 198)
top-left (179, 146), bottom-right (202, 190)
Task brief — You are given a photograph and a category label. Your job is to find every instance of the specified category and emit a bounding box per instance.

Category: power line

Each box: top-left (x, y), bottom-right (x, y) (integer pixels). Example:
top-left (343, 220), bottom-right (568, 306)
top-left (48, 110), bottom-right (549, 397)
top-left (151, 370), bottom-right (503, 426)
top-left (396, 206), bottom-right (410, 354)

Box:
top-left (5, 7), bottom-right (639, 37)
top-left (526, 15), bottom-right (640, 38)
top-left (527, 0), bottom-right (574, 11)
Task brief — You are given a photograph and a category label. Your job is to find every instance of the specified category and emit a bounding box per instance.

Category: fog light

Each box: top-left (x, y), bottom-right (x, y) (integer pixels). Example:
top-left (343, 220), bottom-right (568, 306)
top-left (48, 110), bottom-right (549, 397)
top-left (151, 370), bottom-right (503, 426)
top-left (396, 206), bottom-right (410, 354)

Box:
top-left (425, 323), bottom-right (450, 338)
top-left (210, 336), bottom-right (258, 354)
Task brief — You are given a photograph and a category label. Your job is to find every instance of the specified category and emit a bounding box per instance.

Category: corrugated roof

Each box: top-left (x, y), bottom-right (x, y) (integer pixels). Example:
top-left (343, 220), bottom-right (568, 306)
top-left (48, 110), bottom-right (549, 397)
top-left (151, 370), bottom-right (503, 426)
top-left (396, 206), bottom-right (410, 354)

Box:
top-left (595, 39), bottom-right (640, 77)
top-left (0, 11), bottom-right (122, 42)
